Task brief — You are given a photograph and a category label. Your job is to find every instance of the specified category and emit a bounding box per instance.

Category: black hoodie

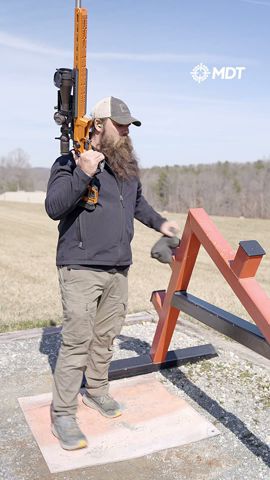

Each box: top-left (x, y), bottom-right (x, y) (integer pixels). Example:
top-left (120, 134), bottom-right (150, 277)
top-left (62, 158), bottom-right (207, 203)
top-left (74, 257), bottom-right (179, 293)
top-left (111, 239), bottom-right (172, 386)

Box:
top-left (45, 153), bottom-right (166, 267)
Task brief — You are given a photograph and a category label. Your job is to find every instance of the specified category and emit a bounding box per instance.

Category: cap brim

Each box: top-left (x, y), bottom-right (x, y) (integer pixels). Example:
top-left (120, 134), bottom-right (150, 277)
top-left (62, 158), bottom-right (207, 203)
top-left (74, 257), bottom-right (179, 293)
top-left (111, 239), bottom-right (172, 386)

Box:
top-left (111, 115), bottom-right (141, 127)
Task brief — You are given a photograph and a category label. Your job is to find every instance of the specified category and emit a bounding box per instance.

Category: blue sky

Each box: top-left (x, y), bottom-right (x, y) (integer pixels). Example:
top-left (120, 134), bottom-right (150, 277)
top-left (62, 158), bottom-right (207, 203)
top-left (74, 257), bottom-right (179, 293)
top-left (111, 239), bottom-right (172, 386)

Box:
top-left (0, 0), bottom-right (269, 168)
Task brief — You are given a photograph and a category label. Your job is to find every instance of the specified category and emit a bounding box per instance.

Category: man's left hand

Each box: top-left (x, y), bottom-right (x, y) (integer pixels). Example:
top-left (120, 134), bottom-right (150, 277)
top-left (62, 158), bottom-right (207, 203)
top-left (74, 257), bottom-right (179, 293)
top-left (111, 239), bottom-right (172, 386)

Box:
top-left (160, 220), bottom-right (180, 237)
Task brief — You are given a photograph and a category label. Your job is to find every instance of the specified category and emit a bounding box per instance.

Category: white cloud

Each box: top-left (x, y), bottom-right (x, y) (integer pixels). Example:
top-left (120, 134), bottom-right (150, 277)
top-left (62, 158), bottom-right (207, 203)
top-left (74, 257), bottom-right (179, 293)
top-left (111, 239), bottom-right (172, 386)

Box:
top-left (0, 30), bottom-right (257, 65)
top-left (88, 52), bottom-right (255, 65)
top-left (0, 32), bottom-right (72, 57)
top-left (240, 0), bottom-right (270, 5)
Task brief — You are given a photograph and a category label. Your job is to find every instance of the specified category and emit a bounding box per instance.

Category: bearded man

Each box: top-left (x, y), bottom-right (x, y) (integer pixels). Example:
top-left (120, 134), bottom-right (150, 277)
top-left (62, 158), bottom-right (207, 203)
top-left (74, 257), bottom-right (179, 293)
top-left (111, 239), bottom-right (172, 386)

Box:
top-left (45, 96), bottom-right (179, 451)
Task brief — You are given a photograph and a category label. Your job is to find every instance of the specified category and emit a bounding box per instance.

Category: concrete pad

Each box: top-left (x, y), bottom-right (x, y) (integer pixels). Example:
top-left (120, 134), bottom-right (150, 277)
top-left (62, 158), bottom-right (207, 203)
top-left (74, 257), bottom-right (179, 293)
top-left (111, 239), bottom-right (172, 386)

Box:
top-left (18, 373), bottom-right (220, 473)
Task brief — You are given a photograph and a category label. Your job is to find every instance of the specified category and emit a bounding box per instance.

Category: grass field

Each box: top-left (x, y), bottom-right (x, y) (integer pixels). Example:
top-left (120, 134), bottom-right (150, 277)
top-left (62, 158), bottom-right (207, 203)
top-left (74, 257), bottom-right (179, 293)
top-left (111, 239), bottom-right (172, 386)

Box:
top-left (0, 201), bottom-right (270, 332)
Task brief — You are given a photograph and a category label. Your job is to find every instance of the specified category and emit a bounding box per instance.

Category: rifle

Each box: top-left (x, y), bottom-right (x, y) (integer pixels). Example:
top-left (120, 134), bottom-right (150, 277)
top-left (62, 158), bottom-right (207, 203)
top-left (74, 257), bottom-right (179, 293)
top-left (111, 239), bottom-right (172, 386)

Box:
top-left (53, 0), bottom-right (100, 210)
top-left (53, 0), bottom-right (92, 156)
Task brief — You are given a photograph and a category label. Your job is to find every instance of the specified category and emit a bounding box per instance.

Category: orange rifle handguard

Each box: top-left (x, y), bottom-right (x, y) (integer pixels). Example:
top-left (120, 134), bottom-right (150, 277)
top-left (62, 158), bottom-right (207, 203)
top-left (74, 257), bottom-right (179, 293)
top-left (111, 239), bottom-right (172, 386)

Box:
top-left (73, 6), bottom-right (92, 153)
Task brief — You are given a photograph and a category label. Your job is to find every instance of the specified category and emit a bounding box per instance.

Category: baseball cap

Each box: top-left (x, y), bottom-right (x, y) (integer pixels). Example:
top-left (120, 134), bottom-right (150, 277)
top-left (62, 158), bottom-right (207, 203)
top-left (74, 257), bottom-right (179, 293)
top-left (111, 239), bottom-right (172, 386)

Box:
top-left (91, 96), bottom-right (141, 126)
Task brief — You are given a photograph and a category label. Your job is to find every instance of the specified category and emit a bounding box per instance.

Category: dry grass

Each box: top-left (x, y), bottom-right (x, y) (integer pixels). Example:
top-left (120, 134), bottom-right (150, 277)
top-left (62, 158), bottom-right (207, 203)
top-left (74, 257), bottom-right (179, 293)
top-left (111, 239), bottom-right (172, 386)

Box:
top-left (0, 201), bottom-right (269, 332)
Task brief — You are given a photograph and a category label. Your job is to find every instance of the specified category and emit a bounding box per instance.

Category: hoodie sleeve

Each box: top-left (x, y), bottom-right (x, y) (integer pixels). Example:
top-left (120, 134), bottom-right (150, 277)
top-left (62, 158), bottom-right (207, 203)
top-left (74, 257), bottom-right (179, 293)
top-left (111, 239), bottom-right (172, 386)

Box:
top-left (45, 154), bottom-right (91, 220)
top-left (134, 180), bottom-right (167, 232)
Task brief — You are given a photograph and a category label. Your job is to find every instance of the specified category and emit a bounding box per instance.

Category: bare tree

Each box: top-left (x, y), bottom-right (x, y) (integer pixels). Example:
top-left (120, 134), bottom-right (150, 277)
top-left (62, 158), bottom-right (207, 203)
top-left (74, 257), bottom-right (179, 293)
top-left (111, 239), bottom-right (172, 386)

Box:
top-left (0, 149), bottom-right (33, 193)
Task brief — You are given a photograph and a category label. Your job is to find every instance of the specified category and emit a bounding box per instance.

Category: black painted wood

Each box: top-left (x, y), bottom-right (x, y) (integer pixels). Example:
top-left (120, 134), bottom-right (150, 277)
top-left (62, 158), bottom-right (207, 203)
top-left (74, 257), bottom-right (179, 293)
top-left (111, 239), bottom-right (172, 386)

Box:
top-left (239, 240), bottom-right (265, 257)
top-left (108, 344), bottom-right (217, 380)
top-left (172, 291), bottom-right (270, 359)
top-left (81, 344), bottom-right (217, 385)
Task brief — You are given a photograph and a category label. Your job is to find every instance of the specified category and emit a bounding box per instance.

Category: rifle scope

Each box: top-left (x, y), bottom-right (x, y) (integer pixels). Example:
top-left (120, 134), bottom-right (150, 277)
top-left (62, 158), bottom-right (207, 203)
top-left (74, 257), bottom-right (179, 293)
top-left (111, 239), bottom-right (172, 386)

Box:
top-left (53, 68), bottom-right (74, 155)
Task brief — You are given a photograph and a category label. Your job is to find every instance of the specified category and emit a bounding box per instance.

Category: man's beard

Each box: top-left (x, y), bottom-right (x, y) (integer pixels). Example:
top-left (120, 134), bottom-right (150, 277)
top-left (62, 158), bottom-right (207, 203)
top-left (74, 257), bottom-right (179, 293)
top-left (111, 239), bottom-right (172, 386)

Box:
top-left (99, 134), bottom-right (140, 180)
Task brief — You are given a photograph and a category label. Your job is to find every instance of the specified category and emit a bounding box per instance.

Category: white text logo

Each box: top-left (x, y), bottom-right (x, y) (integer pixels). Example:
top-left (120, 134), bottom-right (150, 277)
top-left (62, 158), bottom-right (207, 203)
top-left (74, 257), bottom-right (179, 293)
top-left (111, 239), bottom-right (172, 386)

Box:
top-left (191, 63), bottom-right (246, 83)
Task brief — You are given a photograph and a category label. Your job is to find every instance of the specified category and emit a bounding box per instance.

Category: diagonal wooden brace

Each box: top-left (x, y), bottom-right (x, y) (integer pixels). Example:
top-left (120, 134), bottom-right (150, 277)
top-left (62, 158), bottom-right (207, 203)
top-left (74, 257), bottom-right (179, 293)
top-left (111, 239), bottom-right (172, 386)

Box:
top-left (150, 208), bottom-right (270, 363)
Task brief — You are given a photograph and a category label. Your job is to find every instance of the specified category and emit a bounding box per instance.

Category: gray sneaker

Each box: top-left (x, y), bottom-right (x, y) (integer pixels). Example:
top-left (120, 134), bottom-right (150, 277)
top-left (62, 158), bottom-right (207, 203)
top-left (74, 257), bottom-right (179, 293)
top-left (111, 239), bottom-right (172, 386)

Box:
top-left (51, 415), bottom-right (88, 450)
top-left (82, 393), bottom-right (122, 418)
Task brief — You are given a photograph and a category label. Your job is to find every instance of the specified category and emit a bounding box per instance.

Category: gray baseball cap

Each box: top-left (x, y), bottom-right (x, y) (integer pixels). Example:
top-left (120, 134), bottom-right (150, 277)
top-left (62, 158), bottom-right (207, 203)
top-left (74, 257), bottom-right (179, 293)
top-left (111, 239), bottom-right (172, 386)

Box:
top-left (91, 96), bottom-right (141, 126)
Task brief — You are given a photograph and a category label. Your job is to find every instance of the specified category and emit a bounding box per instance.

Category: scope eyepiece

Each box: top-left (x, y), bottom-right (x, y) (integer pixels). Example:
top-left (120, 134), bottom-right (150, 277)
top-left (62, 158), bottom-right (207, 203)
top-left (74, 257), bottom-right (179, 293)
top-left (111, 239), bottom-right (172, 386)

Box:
top-left (54, 68), bottom-right (73, 88)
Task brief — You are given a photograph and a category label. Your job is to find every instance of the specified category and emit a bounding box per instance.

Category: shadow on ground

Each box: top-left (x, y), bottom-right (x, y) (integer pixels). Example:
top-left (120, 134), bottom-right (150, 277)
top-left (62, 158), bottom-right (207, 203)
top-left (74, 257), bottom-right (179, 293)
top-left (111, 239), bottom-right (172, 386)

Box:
top-left (118, 334), bottom-right (270, 469)
top-left (39, 328), bottom-right (270, 469)
top-left (39, 328), bottom-right (61, 374)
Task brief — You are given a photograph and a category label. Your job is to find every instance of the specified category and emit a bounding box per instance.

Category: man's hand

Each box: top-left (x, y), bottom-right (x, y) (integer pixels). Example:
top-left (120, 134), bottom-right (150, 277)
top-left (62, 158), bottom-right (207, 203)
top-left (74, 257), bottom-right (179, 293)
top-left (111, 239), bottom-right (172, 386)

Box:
top-left (160, 220), bottom-right (180, 237)
top-left (75, 150), bottom-right (105, 177)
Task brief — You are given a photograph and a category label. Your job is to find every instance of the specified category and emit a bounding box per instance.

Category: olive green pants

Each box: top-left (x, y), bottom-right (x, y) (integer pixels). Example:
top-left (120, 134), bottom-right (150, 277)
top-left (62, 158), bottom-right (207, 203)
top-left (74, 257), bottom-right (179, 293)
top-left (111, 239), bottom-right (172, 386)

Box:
top-left (52, 267), bottom-right (128, 418)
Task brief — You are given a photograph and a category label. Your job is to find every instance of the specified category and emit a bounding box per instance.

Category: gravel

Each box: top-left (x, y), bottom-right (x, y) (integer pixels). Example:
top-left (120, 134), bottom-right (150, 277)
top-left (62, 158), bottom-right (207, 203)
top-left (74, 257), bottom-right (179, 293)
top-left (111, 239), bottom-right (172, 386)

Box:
top-left (0, 314), bottom-right (269, 480)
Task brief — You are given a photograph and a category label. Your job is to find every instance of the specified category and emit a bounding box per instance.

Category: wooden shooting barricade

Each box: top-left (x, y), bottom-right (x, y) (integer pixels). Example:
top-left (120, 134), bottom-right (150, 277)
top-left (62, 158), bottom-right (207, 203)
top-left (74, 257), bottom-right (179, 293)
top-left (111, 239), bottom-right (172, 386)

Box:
top-left (108, 208), bottom-right (270, 381)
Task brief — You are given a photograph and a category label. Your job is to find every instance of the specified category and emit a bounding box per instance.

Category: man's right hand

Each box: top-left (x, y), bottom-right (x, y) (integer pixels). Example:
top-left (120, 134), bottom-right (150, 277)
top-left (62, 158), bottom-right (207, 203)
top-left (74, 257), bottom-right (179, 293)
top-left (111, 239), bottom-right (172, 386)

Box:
top-left (75, 150), bottom-right (105, 177)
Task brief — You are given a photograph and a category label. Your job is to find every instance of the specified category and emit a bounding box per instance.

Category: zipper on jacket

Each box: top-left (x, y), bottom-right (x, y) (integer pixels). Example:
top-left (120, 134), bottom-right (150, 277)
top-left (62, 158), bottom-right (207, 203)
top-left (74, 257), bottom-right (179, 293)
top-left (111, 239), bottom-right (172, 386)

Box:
top-left (76, 216), bottom-right (84, 248)
top-left (116, 179), bottom-right (125, 263)
top-left (118, 180), bottom-right (124, 234)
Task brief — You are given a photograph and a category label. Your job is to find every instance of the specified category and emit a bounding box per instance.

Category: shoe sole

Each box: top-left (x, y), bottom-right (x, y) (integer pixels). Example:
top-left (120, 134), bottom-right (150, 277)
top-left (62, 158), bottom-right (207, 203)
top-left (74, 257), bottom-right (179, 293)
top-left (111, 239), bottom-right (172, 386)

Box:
top-left (51, 425), bottom-right (88, 450)
top-left (82, 396), bottom-right (122, 418)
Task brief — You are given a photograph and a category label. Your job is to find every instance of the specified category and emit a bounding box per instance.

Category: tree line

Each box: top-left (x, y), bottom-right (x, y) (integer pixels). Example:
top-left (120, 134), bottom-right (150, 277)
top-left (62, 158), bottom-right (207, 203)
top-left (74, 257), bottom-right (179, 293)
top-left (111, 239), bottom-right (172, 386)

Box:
top-left (140, 160), bottom-right (270, 218)
top-left (1, 148), bottom-right (270, 218)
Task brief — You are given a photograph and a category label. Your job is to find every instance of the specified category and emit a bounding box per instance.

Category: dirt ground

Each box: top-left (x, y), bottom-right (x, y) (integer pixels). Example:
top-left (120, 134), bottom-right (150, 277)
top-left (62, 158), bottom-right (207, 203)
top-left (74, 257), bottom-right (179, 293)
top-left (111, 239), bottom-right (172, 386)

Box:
top-left (0, 315), bottom-right (269, 480)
